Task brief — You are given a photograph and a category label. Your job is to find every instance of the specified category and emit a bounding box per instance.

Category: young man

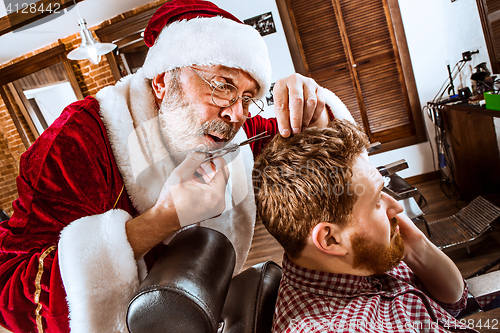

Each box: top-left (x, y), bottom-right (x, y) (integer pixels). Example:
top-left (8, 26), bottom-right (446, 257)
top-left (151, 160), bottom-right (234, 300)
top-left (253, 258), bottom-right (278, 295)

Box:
top-left (253, 120), bottom-right (477, 333)
top-left (0, 1), bottom-right (354, 332)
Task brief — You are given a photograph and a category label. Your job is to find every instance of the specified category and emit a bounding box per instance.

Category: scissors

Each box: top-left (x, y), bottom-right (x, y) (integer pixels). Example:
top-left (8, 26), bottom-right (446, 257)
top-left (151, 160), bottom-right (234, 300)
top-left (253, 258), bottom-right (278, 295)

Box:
top-left (199, 131), bottom-right (270, 163)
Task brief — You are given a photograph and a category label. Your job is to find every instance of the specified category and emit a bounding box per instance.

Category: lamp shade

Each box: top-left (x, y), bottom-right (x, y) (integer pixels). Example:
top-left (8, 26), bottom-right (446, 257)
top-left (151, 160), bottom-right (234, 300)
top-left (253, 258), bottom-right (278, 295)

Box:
top-left (67, 18), bottom-right (117, 64)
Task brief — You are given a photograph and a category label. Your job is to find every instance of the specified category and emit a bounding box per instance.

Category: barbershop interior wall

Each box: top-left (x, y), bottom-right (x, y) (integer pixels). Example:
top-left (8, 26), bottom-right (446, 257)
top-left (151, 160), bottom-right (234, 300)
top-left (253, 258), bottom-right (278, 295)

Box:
top-left (372, 0), bottom-right (492, 178)
top-left (220, 0), bottom-right (492, 178)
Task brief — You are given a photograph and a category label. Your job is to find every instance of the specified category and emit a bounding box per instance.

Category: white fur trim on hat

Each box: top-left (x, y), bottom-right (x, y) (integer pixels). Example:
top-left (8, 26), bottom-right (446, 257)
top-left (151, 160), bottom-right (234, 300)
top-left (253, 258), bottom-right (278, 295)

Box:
top-left (142, 16), bottom-right (272, 99)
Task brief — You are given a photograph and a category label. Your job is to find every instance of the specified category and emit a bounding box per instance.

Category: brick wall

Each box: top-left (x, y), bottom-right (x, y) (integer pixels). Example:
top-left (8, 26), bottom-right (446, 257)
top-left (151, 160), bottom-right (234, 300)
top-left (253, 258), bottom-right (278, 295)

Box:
top-left (0, 89), bottom-right (33, 216)
top-left (0, 99), bottom-right (22, 217)
top-left (0, 24), bottom-right (117, 216)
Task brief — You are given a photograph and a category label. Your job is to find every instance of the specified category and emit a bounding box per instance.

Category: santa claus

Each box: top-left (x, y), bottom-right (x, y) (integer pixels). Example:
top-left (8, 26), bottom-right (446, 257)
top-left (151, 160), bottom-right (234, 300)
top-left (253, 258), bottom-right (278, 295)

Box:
top-left (0, 0), bottom-right (353, 332)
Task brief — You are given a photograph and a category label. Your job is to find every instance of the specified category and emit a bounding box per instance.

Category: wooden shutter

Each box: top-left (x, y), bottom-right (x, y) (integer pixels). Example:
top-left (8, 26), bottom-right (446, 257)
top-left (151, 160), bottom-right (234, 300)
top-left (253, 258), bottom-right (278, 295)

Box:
top-left (482, 0), bottom-right (500, 73)
top-left (289, 0), bottom-right (362, 127)
top-left (283, 0), bottom-right (421, 145)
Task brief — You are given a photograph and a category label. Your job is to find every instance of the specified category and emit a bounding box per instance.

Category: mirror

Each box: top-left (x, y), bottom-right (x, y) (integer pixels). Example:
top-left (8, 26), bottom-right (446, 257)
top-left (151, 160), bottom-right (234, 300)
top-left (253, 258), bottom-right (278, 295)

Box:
top-left (0, 44), bottom-right (83, 146)
top-left (9, 62), bottom-right (78, 135)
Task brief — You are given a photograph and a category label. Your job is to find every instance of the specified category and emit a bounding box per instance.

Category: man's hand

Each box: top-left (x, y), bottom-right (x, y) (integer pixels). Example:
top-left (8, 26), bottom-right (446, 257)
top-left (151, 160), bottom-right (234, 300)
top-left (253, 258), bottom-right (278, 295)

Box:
top-left (395, 213), bottom-right (426, 260)
top-left (158, 152), bottom-right (229, 227)
top-left (273, 73), bottom-right (328, 137)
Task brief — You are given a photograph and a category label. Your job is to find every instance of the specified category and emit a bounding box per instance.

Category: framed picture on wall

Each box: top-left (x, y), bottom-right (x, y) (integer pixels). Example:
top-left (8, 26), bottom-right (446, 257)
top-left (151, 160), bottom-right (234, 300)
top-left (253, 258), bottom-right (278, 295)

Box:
top-left (244, 12), bottom-right (277, 37)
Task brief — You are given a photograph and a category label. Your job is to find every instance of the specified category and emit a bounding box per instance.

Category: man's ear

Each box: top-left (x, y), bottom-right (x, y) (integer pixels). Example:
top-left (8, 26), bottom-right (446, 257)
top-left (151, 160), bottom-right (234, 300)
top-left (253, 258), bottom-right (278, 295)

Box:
top-left (151, 73), bottom-right (168, 101)
top-left (311, 222), bottom-right (348, 256)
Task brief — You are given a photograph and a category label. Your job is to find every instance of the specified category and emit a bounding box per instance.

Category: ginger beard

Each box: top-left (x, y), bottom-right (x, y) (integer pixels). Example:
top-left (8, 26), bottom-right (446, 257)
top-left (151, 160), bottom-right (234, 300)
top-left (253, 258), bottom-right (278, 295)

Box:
top-left (351, 217), bottom-right (405, 276)
top-left (158, 71), bottom-right (239, 165)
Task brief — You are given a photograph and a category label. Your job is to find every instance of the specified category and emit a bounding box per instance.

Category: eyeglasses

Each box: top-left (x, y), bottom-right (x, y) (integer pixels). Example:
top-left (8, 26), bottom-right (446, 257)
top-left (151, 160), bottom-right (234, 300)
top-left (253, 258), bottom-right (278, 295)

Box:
top-left (189, 67), bottom-right (265, 119)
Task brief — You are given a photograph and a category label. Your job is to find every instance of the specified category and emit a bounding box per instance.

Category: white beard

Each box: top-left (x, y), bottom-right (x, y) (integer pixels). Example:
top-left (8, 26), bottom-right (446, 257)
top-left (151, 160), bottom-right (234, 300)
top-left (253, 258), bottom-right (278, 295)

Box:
top-left (158, 82), bottom-right (239, 165)
top-left (158, 99), bottom-right (202, 165)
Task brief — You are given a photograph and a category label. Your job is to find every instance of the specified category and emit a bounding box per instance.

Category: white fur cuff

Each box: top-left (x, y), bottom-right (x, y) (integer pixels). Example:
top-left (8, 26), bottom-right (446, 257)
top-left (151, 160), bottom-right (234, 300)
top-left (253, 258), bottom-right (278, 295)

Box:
top-left (58, 209), bottom-right (138, 333)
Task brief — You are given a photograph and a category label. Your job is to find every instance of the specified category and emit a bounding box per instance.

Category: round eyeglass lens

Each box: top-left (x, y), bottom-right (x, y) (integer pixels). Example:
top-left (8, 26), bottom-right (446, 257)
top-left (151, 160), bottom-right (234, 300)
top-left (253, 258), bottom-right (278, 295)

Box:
top-left (247, 98), bottom-right (264, 118)
top-left (212, 83), bottom-right (238, 108)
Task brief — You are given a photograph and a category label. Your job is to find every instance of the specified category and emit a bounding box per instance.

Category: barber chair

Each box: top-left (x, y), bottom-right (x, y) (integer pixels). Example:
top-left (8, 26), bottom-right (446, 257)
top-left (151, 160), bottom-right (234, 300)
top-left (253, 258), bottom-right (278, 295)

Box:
top-left (425, 196), bottom-right (500, 252)
top-left (127, 226), bottom-right (282, 333)
top-left (374, 156), bottom-right (500, 318)
top-left (375, 158), bottom-right (430, 236)
top-left (369, 143), bottom-right (429, 234)
top-left (373, 146), bottom-right (500, 251)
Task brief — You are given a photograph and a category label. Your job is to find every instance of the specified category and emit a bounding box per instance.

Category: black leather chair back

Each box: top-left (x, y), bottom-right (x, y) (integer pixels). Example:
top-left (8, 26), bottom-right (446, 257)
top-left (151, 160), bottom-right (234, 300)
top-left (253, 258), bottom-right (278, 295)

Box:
top-left (220, 261), bottom-right (282, 333)
top-left (127, 226), bottom-right (236, 333)
top-left (0, 210), bottom-right (9, 222)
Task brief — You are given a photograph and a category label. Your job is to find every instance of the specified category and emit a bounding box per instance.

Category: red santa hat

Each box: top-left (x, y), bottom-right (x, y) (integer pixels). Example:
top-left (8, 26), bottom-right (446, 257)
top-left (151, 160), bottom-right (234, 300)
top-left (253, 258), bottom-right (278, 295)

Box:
top-left (142, 0), bottom-right (272, 99)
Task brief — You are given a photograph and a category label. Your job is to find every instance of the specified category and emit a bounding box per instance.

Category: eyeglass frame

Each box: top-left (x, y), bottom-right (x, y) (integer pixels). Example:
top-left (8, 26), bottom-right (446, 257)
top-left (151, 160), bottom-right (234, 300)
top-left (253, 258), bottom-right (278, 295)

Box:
top-left (189, 67), bottom-right (265, 119)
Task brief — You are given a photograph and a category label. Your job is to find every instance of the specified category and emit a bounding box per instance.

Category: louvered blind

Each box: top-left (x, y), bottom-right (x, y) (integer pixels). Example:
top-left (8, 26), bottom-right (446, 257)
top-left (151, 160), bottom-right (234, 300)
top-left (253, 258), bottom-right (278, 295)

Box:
top-left (493, 20), bottom-right (500, 58)
top-left (289, 0), bottom-right (364, 128)
top-left (487, 0), bottom-right (500, 60)
top-left (487, 0), bottom-right (500, 13)
top-left (288, 0), bottom-right (415, 143)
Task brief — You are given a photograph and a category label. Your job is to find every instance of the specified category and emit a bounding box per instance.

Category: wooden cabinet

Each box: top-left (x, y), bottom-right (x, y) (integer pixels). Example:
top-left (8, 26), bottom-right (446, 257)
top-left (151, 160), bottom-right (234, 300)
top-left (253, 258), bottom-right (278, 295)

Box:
top-left (442, 104), bottom-right (500, 201)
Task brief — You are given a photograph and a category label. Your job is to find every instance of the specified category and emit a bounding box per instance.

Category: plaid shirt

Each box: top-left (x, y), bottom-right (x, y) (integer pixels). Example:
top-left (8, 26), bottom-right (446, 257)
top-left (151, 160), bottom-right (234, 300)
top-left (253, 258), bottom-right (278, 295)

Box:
top-left (273, 255), bottom-right (478, 333)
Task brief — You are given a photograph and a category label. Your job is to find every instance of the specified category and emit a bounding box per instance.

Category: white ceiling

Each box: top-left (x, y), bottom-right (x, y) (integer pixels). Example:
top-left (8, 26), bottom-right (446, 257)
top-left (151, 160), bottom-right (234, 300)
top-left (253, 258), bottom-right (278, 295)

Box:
top-left (0, 0), bottom-right (154, 65)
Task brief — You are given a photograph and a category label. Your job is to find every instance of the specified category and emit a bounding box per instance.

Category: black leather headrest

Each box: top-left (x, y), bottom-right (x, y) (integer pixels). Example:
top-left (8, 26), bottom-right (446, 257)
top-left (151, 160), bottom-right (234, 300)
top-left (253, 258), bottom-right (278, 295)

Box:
top-left (127, 226), bottom-right (236, 333)
top-left (220, 261), bottom-right (282, 333)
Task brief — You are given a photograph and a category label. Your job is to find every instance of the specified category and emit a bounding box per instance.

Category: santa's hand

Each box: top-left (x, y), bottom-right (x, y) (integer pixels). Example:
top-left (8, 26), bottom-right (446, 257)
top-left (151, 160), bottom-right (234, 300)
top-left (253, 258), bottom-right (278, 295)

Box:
top-left (157, 152), bottom-right (229, 227)
top-left (273, 73), bottom-right (327, 137)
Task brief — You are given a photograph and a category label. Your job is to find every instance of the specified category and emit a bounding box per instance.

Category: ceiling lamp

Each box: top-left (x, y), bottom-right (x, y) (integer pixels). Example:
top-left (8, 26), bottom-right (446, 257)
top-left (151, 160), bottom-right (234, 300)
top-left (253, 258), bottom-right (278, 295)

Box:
top-left (67, 5), bottom-right (116, 64)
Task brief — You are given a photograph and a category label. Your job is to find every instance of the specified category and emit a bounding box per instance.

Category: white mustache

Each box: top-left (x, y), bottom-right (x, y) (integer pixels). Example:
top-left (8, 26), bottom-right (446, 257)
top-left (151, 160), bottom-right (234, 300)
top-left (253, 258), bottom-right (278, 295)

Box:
top-left (200, 119), bottom-right (237, 140)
